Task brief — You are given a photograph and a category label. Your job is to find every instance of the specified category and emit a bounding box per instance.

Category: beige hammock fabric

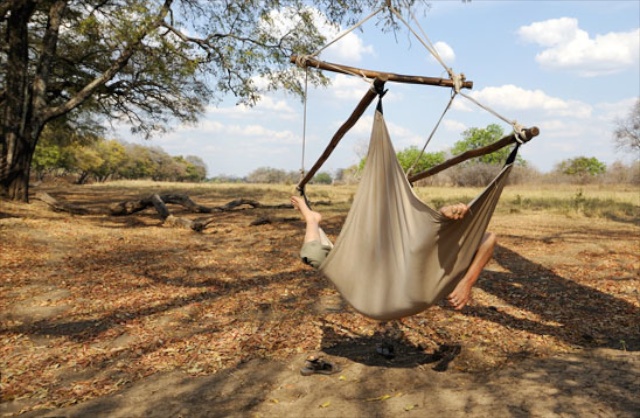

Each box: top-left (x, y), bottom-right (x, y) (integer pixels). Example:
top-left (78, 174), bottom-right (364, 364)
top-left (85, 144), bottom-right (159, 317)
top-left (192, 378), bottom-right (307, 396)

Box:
top-left (318, 107), bottom-right (514, 321)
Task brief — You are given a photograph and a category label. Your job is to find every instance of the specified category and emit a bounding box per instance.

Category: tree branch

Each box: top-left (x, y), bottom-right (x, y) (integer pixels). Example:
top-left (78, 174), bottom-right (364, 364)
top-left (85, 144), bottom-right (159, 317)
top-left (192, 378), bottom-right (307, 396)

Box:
top-left (43, 0), bottom-right (175, 122)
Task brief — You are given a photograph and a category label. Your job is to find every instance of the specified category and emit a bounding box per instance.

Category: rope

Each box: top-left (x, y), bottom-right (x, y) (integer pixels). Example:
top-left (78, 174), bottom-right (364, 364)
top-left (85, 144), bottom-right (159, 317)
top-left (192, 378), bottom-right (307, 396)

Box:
top-left (294, 1), bottom-right (388, 199)
top-left (407, 92), bottom-right (457, 177)
top-left (300, 68), bottom-right (309, 182)
top-left (295, 6), bottom-right (387, 86)
top-left (383, 2), bottom-right (529, 166)
top-left (458, 91), bottom-right (526, 140)
top-left (310, 5), bottom-right (387, 59)
top-left (387, 3), bottom-right (453, 78)
top-left (295, 1), bottom-right (531, 189)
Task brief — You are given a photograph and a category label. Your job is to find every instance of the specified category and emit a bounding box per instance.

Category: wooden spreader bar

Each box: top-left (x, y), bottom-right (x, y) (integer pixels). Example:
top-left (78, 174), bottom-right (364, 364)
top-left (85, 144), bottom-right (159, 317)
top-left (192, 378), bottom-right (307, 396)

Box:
top-left (408, 126), bottom-right (540, 184)
top-left (291, 55), bottom-right (473, 90)
top-left (292, 54), bottom-right (537, 191)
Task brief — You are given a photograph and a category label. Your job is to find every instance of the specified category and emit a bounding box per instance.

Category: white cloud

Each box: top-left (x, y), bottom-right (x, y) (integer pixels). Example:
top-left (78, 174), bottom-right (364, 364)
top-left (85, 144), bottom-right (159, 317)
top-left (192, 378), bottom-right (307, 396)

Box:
top-left (306, 8), bottom-right (374, 63)
top-left (595, 97), bottom-right (638, 122)
top-left (443, 119), bottom-right (467, 133)
top-left (518, 18), bottom-right (640, 77)
top-left (321, 31), bottom-right (375, 63)
top-left (345, 114), bottom-right (374, 137)
top-left (329, 74), bottom-right (375, 101)
top-left (430, 41), bottom-right (456, 64)
top-left (213, 123), bottom-right (299, 145)
top-left (386, 119), bottom-right (424, 147)
top-left (206, 96), bottom-right (297, 120)
top-left (468, 84), bottom-right (593, 118)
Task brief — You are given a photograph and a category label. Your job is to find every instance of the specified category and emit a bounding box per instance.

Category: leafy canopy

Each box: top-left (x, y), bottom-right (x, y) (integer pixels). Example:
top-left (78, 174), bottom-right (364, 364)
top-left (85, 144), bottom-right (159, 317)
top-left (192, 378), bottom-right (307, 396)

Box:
top-left (452, 124), bottom-right (523, 166)
top-left (396, 146), bottom-right (445, 174)
top-left (1, 0), bottom-right (420, 200)
top-left (558, 156), bottom-right (606, 177)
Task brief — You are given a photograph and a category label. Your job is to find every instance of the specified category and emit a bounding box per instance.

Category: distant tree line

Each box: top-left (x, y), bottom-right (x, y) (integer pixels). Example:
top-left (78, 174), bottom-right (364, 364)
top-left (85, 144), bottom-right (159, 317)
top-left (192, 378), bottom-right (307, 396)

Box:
top-left (33, 128), bottom-right (207, 184)
top-left (35, 116), bottom-right (639, 187)
top-left (232, 120), bottom-right (640, 187)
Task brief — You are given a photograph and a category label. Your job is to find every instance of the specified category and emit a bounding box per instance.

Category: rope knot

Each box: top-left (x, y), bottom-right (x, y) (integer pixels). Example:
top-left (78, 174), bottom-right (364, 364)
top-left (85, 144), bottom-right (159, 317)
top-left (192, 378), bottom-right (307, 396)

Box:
top-left (295, 55), bottom-right (314, 68)
top-left (513, 122), bottom-right (526, 144)
top-left (451, 71), bottom-right (462, 94)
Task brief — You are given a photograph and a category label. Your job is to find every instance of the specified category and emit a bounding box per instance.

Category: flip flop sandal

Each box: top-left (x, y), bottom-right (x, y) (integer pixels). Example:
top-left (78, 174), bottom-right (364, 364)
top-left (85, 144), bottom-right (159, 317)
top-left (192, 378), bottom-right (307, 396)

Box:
top-left (300, 358), bottom-right (341, 376)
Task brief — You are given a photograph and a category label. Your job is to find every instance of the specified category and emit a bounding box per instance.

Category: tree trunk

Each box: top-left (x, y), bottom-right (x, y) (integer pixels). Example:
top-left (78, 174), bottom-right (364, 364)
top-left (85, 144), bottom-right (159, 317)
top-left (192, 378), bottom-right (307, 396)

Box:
top-left (0, 140), bottom-right (35, 202)
top-left (0, 1), bottom-right (37, 202)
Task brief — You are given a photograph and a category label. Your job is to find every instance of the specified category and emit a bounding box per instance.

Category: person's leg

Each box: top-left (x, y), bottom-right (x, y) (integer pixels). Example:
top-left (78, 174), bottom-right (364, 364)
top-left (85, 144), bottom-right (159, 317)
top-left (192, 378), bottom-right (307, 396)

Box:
top-left (447, 232), bottom-right (496, 310)
top-left (291, 195), bottom-right (322, 243)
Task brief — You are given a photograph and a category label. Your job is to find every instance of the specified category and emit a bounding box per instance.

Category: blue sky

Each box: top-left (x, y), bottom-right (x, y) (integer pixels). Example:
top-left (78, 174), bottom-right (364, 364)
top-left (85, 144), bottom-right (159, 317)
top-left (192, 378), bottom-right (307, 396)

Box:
top-left (120, 0), bottom-right (640, 178)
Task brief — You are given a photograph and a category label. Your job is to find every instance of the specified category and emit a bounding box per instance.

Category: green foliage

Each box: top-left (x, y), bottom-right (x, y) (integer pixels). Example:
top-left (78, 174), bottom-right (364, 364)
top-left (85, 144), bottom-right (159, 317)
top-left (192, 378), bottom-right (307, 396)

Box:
top-left (452, 124), bottom-right (524, 165)
top-left (91, 140), bottom-right (128, 182)
top-left (558, 156), bottom-right (606, 177)
top-left (33, 137), bottom-right (209, 183)
top-left (312, 172), bottom-right (333, 185)
top-left (32, 145), bottom-right (63, 181)
top-left (355, 147), bottom-right (445, 176)
top-left (184, 156), bottom-right (208, 182)
top-left (3, 0), bottom-right (421, 200)
top-left (396, 146), bottom-right (446, 174)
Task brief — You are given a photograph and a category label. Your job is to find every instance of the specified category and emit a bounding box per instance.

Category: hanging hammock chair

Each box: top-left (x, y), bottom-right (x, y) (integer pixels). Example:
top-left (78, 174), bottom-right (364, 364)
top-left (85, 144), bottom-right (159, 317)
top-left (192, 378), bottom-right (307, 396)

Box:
top-left (317, 98), bottom-right (518, 320)
top-left (292, 3), bottom-right (539, 321)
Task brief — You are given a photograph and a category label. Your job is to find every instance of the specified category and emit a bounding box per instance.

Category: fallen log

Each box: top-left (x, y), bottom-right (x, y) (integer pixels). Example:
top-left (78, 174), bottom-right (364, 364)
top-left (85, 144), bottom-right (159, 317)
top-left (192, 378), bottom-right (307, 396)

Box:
top-left (108, 193), bottom-right (215, 216)
top-left (34, 192), bottom-right (311, 231)
top-left (34, 192), bottom-right (102, 215)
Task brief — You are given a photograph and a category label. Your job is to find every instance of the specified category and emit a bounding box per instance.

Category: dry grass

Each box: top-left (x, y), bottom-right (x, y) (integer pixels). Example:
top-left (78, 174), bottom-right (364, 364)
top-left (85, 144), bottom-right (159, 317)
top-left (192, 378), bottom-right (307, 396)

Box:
top-left (87, 180), bottom-right (640, 207)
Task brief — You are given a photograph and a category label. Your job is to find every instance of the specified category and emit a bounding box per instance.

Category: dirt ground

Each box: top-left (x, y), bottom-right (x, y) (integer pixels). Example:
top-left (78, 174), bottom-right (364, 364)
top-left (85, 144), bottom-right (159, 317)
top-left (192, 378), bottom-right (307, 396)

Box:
top-left (1, 183), bottom-right (639, 417)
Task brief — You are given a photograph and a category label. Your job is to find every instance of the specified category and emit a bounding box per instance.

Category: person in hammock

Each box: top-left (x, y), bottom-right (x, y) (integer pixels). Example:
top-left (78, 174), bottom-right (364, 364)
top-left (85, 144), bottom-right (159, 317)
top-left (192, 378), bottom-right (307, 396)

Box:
top-left (291, 195), bottom-right (496, 311)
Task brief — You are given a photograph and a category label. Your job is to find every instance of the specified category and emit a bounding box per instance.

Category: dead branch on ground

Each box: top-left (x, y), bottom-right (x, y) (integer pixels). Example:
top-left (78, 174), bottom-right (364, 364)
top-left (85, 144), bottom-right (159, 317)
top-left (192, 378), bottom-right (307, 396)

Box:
top-left (34, 192), bottom-right (310, 232)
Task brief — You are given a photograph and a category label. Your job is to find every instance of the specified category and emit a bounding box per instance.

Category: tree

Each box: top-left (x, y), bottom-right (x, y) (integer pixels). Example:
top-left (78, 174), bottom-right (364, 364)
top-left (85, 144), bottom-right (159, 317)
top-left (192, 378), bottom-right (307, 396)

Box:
top-left (246, 167), bottom-right (292, 184)
top-left (556, 156), bottom-right (606, 184)
top-left (445, 124), bottom-right (528, 186)
top-left (452, 124), bottom-right (524, 166)
top-left (312, 171), bottom-right (332, 184)
top-left (118, 144), bottom-right (157, 180)
top-left (395, 146), bottom-right (445, 174)
top-left (1, 1), bottom-right (416, 202)
top-left (354, 147), bottom-right (445, 179)
top-left (184, 156), bottom-right (208, 182)
top-left (90, 140), bottom-right (127, 182)
top-left (32, 140), bottom-right (63, 181)
top-left (67, 144), bottom-right (103, 184)
top-left (613, 99), bottom-right (640, 155)
top-left (31, 115), bottom-right (103, 180)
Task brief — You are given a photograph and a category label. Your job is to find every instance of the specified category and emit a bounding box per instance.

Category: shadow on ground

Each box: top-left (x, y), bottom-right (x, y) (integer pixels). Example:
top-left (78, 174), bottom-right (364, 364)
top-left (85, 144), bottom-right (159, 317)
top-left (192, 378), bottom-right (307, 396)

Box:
top-left (22, 348), bottom-right (640, 418)
top-left (472, 244), bottom-right (640, 351)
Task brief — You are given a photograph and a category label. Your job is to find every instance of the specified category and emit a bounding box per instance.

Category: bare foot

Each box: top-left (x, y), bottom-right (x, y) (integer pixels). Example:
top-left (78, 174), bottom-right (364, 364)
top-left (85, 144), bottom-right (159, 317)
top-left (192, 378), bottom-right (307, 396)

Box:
top-left (291, 196), bottom-right (322, 224)
top-left (447, 278), bottom-right (473, 310)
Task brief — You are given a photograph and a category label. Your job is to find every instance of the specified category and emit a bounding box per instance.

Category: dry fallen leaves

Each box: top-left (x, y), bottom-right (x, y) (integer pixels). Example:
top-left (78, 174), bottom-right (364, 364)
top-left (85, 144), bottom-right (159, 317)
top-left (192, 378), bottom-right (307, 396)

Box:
top-left (1, 187), bottom-right (638, 415)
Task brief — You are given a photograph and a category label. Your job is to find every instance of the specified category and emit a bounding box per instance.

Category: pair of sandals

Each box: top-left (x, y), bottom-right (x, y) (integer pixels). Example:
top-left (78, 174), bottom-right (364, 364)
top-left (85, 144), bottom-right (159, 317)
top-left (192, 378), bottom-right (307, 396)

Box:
top-left (300, 356), bottom-right (341, 376)
top-left (299, 344), bottom-right (395, 377)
